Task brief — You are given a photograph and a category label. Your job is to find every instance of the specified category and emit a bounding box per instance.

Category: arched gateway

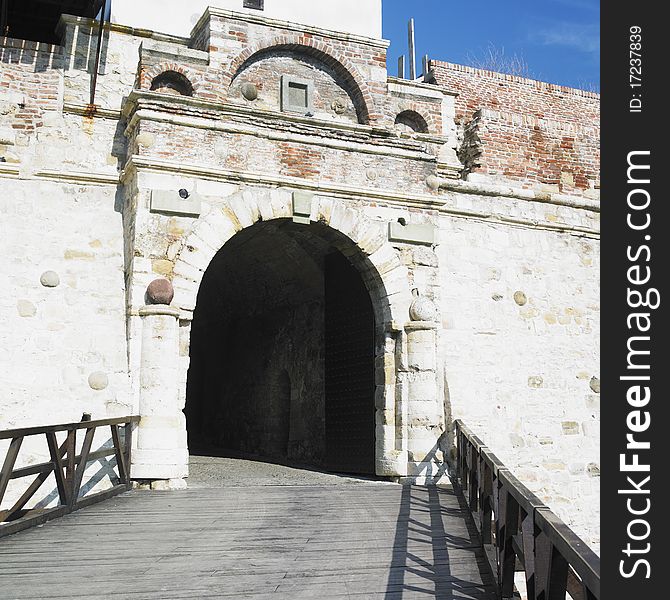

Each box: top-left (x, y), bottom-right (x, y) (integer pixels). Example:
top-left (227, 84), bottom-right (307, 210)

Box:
top-left (185, 219), bottom-right (381, 475)
top-left (130, 188), bottom-right (445, 484)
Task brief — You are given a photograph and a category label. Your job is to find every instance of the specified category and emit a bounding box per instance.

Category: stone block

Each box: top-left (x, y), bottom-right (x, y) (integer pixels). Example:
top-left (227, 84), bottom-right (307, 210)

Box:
top-left (389, 221), bottom-right (436, 246)
top-left (150, 190), bottom-right (202, 217)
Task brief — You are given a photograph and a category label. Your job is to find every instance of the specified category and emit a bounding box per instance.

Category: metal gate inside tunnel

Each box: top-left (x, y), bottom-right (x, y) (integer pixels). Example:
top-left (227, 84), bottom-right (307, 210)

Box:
top-left (324, 252), bottom-right (375, 475)
top-left (184, 219), bottom-right (376, 476)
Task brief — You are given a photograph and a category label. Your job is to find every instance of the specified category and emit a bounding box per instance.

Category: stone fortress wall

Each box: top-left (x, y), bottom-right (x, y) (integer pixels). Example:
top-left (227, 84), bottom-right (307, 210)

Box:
top-left (0, 1), bottom-right (599, 551)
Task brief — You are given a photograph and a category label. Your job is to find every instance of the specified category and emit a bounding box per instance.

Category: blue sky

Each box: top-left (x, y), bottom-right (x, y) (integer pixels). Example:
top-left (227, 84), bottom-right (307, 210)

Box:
top-left (382, 0), bottom-right (600, 90)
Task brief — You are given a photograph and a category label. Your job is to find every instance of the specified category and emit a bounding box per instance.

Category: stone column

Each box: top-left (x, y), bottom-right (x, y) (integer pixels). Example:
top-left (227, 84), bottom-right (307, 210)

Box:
top-left (404, 289), bottom-right (445, 482)
top-left (130, 279), bottom-right (188, 488)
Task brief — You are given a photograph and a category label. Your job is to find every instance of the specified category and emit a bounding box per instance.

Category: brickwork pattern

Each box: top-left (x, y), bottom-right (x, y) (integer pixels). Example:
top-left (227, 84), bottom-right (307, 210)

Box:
top-left (0, 40), bottom-right (63, 137)
top-left (431, 60), bottom-right (600, 192)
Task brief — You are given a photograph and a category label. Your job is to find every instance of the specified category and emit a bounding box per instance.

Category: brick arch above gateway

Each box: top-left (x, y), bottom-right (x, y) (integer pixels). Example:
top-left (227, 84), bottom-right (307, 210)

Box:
top-left (223, 37), bottom-right (378, 124)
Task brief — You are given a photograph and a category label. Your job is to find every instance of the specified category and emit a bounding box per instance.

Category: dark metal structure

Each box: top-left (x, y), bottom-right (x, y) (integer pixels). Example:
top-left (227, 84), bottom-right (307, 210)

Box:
top-left (0, 0), bottom-right (104, 44)
top-left (324, 251), bottom-right (376, 475)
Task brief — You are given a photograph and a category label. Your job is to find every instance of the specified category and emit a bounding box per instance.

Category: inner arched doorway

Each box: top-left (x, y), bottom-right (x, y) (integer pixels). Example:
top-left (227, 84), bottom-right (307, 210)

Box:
top-left (184, 218), bottom-right (377, 475)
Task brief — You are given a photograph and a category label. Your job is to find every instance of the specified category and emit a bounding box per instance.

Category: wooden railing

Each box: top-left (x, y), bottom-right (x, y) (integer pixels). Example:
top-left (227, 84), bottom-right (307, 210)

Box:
top-left (454, 419), bottom-right (600, 600)
top-left (0, 415), bottom-right (139, 538)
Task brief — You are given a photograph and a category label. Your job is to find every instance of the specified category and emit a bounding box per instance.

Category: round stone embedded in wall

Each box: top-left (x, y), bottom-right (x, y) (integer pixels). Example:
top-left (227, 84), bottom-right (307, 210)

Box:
top-left (586, 463), bottom-right (600, 478)
top-left (146, 278), bottom-right (174, 305)
top-left (589, 376), bottom-right (600, 394)
top-left (240, 82), bottom-right (258, 101)
top-left (513, 291), bottom-right (527, 306)
top-left (88, 371), bottom-right (109, 391)
top-left (40, 270), bottom-right (60, 288)
top-left (135, 132), bottom-right (155, 148)
top-left (331, 99), bottom-right (346, 114)
top-left (409, 289), bottom-right (437, 322)
top-left (426, 175), bottom-right (441, 191)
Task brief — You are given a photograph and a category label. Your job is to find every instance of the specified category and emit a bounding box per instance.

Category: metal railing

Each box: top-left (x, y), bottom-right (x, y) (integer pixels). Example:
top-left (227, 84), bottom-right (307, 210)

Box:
top-left (0, 415), bottom-right (139, 538)
top-left (454, 419), bottom-right (600, 600)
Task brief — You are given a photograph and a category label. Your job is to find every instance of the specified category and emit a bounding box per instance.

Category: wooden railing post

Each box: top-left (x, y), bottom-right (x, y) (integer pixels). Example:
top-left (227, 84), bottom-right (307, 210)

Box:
top-left (479, 458), bottom-right (493, 544)
top-left (72, 427), bottom-right (95, 502)
top-left (65, 429), bottom-right (76, 507)
top-left (123, 421), bottom-right (133, 486)
top-left (499, 489), bottom-right (519, 597)
top-left (111, 424), bottom-right (129, 485)
top-left (0, 437), bottom-right (23, 505)
top-left (46, 431), bottom-right (68, 506)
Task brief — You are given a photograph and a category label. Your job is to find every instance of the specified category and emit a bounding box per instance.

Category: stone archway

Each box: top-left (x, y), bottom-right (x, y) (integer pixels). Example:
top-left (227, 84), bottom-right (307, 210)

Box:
top-left (184, 218), bottom-right (381, 474)
top-left (131, 186), bottom-right (446, 485)
top-left (168, 187), bottom-right (413, 479)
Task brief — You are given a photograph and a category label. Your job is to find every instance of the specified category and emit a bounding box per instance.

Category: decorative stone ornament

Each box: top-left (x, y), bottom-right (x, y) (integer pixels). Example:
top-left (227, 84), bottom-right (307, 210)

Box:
top-left (409, 288), bottom-right (437, 322)
top-left (240, 82), bottom-right (258, 101)
top-left (40, 270), bottom-right (60, 287)
top-left (331, 99), bottom-right (347, 114)
top-left (146, 278), bottom-right (174, 305)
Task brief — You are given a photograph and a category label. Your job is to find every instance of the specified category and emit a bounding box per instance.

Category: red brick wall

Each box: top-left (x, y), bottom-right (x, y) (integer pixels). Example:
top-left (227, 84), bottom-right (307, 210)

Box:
top-left (1, 40), bottom-right (62, 134)
top-left (431, 60), bottom-right (600, 191)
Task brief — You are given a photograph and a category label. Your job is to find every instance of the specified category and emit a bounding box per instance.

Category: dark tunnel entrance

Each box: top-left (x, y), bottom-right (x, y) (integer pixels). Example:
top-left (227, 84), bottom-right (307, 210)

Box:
top-left (184, 218), bottom-right (376, 475)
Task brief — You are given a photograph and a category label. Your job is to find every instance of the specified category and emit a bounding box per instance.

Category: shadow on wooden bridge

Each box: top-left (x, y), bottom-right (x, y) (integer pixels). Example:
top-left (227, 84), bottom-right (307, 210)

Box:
top-left (383, 484), bottom-right (496, 599)
top-left (1, 459), bottom-right (496, 599)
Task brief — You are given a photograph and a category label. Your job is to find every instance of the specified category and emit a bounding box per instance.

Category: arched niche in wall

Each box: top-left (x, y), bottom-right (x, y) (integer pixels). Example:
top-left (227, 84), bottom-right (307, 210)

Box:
top-left (394, 110), bottom-right (429, 133)
top-left (228, 45), bottom-right (370, 124)
top-left (150, 70), bottom-right (194, 97)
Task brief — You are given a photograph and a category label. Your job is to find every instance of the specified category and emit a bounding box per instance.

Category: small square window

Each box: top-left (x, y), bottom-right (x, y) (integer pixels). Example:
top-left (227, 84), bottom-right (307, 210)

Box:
top-left (243, 0), bottom-right (264, 10)
top-left (288, 82), bottom-right (308, 108)
top-left (281, 76), bottom-right (314, 114)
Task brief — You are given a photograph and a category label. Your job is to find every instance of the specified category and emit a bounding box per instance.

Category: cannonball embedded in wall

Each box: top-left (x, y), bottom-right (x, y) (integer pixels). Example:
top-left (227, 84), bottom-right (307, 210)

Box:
top-left (426, 175), bottom-right (441, 191)
top-left (40, 270), bottom-right (60, 287)
top-left (409, 288), bottom-right (437, 322)
top-left (589, 376), bottom-right (600, 394)
top-left (135, 132), bottom-right (155, 148)
top-left (240, 82), bottom-right (258, 101)
top-left (146, 278), bottom-right (174, 305)
top-left (513, 291), bottom-right (528, 306)
top-left (88, 371), bottom-right (108, 391)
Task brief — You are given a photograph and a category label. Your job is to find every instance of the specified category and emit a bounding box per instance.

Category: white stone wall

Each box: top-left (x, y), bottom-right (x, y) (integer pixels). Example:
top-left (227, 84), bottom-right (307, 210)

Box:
top-left (436, 212), bottom-right (600, 551)
top-left (0, 178), bottom-right (132, 509)
top-left (111, 0), bottom-right (383, 39)
top-left (0, 179), bottom-right (131, 428)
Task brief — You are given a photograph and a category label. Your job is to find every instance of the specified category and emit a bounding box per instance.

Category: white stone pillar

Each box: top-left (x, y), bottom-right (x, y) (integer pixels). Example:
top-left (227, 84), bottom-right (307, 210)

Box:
top-left (375, 332), bottom-right (407, 477)
top-left (404, 290), bottom-right (444, 482)
top-left (131, 280), bottom-right (188, 486)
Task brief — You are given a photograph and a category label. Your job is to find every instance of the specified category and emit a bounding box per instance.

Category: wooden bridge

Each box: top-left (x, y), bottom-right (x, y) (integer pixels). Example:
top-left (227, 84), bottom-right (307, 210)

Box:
top-left (1, 417), bottom-right (600, 599)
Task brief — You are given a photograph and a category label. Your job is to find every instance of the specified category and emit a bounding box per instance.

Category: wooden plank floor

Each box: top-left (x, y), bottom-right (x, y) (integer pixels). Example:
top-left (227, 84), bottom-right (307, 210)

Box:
top-left (0, 483), bottom-right (497, 599)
